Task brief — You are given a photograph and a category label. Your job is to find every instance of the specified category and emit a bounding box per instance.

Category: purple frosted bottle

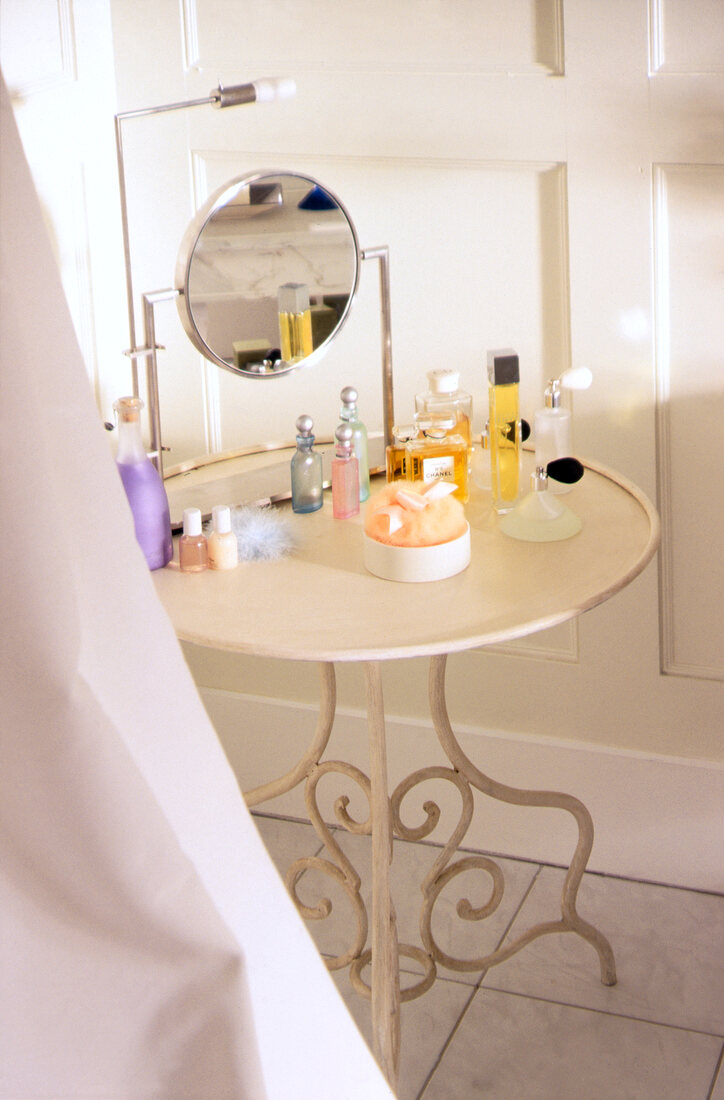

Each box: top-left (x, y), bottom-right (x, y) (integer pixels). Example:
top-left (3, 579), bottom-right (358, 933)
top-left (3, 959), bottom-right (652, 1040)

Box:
top-left (113, 396), bottom-right (173, 570)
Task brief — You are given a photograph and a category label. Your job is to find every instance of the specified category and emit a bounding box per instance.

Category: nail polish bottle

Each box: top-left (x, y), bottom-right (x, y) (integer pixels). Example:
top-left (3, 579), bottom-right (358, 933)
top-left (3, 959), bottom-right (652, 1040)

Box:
top-left (487, 348), bottom-right (521, 514)
top-left (179, 507), bottom-right (208, 572)
top-left (113, 396), bottom-right (173, 570)
top-left (338, 386), bottom-right (370, 502)
top-left (332, 424), bottom-right (360, 518)
top-left (207, 505), bottom-right (239, 570)
top-left (291, 414), bottom-right (324, 513)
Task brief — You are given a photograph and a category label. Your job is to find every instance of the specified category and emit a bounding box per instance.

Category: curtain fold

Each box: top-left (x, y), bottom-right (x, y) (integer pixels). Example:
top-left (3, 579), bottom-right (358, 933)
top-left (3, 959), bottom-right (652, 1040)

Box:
top-left (0, 70), bottom-right (391, 1100)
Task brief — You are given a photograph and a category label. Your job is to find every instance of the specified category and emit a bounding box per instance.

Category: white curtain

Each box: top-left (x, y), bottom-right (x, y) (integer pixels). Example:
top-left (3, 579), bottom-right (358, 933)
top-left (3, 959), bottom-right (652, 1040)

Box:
top-left (0, 71), bottom-right (391, 1100)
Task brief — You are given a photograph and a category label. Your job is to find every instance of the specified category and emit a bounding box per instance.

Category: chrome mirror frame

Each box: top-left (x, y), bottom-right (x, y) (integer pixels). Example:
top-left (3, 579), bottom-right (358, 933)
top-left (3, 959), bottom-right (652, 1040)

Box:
top-left (173, 169), bottom-right (361, 379)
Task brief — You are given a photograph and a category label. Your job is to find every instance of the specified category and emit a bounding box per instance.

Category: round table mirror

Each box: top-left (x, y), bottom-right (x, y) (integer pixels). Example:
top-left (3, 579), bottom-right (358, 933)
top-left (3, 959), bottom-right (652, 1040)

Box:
top-left (175, 170), bottom-right (361, 378)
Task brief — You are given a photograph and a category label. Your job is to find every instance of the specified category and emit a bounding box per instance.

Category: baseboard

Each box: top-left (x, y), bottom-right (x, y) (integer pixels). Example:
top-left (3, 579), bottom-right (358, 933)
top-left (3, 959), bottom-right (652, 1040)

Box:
top-left (200, 687), bottom-right (724, 894)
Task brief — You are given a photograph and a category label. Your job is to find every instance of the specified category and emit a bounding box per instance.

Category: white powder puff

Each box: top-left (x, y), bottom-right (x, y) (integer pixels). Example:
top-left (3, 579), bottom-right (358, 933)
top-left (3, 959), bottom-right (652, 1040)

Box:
top-left (229, 503), bottom-right (297, 560)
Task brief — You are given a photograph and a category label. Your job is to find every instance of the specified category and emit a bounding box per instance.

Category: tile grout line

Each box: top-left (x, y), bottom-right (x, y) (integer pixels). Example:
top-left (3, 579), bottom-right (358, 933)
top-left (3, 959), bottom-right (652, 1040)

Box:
top-left (705, 1038), bottom-right (724, 1100)
top-left (416, 864), bottom-right (545, 1098)
top-left (475, 983), bottom-right (724, 1042)
top-left (254, 814), bottom-right (724, 1097)
top-left (251, 810), bottom-right (724, 900)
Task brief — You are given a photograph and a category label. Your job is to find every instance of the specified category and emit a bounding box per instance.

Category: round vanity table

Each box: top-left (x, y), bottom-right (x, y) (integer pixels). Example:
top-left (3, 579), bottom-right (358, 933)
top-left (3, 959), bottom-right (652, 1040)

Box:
top-left (152, 456), bottom-right (659, 1092)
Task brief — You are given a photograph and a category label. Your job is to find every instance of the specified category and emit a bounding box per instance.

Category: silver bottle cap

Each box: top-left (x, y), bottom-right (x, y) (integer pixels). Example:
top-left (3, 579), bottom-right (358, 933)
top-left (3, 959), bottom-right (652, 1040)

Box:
top-left (340, 385), bottom-right (358, 407)
top-left (278, 282), bottom-right (310, 313)
top-left (295, 414), bottom-right (314, 437)
top-left (531, 466), bottom-right (549, 492)
top-left (335, 423), bottom-right (354, 453)
top-left (545, 378), bottom-right (562, 408)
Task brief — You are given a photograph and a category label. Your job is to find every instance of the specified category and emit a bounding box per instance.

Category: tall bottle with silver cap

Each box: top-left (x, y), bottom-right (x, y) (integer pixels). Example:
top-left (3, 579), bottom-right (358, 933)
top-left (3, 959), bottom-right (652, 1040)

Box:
top-left (487, 348), bottom-right (522, 514)
top-left (278, 282), bottom-right (313, 363)
top-left (338, 386), bottom-right (370, 502)
top-left (291, 414), bottom-right (324, 513)
top-left (331, 424), bottom-right (360, 518)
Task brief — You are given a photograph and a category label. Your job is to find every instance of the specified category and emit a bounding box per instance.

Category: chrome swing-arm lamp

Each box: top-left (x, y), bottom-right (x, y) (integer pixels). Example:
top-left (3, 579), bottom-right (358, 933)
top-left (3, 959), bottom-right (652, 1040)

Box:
top-left (114, 77), bottom-right (296, 396)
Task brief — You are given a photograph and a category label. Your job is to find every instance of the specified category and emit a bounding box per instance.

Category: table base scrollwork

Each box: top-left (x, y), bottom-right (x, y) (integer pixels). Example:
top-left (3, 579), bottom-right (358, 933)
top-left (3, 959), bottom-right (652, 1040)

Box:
top-left (245, 655), bottom-right (616, 1093)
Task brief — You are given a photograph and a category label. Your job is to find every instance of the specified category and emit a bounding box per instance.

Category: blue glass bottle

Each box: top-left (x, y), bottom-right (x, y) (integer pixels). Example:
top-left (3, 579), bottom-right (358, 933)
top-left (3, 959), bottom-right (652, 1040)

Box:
top-left (290, 414), bottom-right (323, 513)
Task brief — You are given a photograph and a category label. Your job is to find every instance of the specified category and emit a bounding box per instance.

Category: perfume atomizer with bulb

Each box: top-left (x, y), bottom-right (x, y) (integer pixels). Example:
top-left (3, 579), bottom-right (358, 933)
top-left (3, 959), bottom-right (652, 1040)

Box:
top-left (534, 367), bottom-right (592, 493)
top-left (499, 456), bottom-right (584, 542)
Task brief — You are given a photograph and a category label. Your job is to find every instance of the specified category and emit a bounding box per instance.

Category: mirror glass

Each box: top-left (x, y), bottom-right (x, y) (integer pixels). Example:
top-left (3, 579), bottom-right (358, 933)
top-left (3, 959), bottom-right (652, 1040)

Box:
top-left (175, 170), bottom-right (360, 377)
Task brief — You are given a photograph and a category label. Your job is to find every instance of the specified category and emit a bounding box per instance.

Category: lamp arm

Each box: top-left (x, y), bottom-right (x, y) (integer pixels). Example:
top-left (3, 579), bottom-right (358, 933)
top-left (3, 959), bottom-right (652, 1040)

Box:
top-left (114, 78), bottom-right (296, 393)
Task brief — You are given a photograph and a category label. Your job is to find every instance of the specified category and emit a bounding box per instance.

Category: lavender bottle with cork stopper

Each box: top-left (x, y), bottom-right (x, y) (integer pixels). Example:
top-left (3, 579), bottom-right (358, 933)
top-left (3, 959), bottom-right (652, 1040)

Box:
top-left (113, 396), bottom-right (172, 570)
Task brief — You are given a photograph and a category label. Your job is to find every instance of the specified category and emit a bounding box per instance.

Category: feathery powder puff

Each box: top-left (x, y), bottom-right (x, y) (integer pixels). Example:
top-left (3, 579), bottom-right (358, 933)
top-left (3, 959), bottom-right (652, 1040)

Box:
top-left (364, 481), bottom-right (467, 547)
top-left (229, 503), bottom-right (297, 560)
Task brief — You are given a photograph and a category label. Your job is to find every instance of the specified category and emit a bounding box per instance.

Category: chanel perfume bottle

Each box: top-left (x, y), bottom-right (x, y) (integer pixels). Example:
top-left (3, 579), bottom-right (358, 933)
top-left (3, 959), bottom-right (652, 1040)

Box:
top-left (414, 369), bottom-right (473, 447)
top-left (406, 417), bottom-right (468, 502)
top-left (338, 385), bottom-right (370, 502)
top-left (487, 348), bottom-right (521, 514)
top-left (278, 282), bottom-right (313, 363)
top-left (291, 414), bottom-right (324, 513)
top-left (331, 424), bottom-right (360, 518)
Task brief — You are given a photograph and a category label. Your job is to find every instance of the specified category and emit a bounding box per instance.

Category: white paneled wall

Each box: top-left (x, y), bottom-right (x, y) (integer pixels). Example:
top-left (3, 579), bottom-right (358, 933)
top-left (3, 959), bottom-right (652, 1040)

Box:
top-left (4, 0), bottom-right (723, 885)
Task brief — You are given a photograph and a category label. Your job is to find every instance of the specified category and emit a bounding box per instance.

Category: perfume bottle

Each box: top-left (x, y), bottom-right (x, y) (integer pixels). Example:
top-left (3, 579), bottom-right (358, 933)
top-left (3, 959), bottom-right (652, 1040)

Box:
top-left (179, 507), bottom-right (208, 573)
top-left (278, 282), bottom-right (313, 363)
top-left (534, 367), bottom-right (592, 494)
top-left (414, 369), bottom-right (473, 447)
top-left (113, 396), bottom-right (173, 571)
top-left (499, 460), bottom-right (584, 542)
top-left (338, 386), bottom-right (370, 502)
top-left (487, 348), bottom-right (521, 514)
top-left (331, 424), bottom-right (360, 518)
top-left (207, 505), bottom-right (238, 570)
top-left (406, 417), bottom-right (469, 502)
top-left (386, 424), bottom-right (418, 482)
top-left (291, 414), bottom-right (323, 513)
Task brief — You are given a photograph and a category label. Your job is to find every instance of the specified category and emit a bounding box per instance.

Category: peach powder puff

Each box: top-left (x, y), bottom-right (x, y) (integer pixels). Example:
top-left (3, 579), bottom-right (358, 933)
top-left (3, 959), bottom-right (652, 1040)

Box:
top-left (364, 481), bottom-right (467, 547)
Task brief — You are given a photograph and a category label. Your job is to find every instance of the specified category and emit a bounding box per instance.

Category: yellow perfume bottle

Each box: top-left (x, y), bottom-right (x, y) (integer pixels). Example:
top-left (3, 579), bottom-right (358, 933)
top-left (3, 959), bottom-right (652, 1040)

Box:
top-left (406, 418), bottom-right (468, 502)
top-left (278, 282), bottom-right (313, 363)
top-left (386, 424), bottom-right (418, 482)
top-left (487, 348), bottom-right (521, 513)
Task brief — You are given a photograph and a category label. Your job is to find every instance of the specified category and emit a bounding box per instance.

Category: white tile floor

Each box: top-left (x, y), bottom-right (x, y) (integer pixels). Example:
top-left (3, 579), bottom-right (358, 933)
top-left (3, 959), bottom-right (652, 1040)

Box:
top-left (253, 812), bottom-right (724, 1100)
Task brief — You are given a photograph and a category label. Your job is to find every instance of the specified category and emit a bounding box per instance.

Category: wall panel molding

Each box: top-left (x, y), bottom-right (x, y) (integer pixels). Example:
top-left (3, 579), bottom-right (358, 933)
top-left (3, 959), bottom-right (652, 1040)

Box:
top-left (182, 0), bottom-right (564, 76)
top-left (653, 164), bottom-right (724, 681)
top-left (649, 0), bottom-right (724, 75)
top-left (0, 0), bottom-right (76, 97)
top-left (204, 687), bottom-right (724, 893)
top-left (481, 619), bottom-right (579, 664)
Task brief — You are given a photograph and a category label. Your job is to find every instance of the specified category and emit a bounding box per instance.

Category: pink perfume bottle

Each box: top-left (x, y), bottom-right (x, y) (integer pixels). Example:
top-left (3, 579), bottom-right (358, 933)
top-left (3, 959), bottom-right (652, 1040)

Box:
top-left (331, 424), bottom-right (360, 519)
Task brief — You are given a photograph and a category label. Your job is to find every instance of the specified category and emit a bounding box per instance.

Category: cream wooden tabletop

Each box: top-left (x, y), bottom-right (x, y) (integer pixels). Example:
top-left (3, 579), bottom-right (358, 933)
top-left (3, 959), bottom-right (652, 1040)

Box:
top-left (153, 456), bottom-right (660, 663)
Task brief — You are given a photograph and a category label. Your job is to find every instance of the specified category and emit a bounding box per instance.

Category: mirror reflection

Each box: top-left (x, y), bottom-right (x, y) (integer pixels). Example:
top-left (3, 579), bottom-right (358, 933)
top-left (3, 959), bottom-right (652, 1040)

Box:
top-left (175, 171), bottom-right (360, 377)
